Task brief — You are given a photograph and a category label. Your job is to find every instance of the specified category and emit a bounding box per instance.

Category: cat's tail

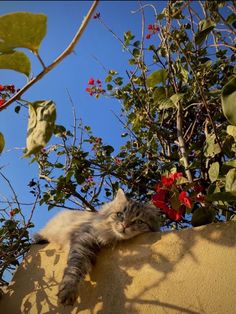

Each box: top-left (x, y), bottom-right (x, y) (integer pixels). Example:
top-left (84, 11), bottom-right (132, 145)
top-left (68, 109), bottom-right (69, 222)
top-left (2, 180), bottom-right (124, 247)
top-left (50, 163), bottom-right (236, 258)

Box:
top-left (33, 233), bottom-right (49, 244)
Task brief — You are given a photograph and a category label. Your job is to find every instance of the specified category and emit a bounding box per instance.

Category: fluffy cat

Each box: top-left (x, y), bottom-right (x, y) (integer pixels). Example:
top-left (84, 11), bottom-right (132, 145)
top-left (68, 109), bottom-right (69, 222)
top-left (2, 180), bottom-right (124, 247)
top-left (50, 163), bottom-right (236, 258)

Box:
top-left (34, 189), bottom-right (160, 305)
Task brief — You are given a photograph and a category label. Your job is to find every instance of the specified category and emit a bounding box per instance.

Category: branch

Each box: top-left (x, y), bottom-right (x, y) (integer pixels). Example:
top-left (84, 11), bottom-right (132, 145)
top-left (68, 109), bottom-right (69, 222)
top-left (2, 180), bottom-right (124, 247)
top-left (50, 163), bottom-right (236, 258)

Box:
top-left (176, 104), bottom-right (193, 183)
top-left (0, 0), bottom-right (99, 112)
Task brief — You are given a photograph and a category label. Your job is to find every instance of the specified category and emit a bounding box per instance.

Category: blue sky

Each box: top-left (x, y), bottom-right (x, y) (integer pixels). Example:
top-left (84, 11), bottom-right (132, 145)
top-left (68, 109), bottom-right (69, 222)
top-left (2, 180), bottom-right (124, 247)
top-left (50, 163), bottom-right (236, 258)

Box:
top-left (0, 0), bottom-right (162, 233)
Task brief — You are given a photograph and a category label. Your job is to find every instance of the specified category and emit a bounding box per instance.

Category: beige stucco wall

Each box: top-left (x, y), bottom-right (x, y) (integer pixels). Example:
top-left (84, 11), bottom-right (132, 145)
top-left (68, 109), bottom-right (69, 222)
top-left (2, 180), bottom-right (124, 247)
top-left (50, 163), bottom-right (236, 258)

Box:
top-left (1, 221), bottom-right (236, 314)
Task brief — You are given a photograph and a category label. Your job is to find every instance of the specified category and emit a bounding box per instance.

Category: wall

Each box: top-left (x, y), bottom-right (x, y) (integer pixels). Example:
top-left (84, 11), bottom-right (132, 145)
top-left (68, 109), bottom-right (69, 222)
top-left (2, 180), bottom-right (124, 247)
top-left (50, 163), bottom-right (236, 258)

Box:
top-left (1, 221), bottom-right (236, 314)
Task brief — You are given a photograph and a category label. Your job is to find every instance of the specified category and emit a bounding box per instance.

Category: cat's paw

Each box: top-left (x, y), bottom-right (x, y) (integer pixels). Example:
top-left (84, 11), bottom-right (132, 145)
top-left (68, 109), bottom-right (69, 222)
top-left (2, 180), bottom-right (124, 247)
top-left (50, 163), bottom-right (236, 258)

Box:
top-left (57, 281), bottom-right (78, 305)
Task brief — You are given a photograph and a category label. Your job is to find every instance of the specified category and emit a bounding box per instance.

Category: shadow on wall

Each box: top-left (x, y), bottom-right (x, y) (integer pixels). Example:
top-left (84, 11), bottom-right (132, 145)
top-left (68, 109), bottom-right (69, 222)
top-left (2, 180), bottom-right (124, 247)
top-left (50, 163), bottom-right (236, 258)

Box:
top-left (1, 221), bottom-right (236, 314)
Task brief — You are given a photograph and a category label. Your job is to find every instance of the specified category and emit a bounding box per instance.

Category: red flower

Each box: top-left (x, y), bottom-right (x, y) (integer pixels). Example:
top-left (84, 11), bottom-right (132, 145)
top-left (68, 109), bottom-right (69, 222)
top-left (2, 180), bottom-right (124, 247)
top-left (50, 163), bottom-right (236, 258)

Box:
top-left (153, 25), bottom-right (160, 32)
top-left (179, 191), bottom-right (192, 208)
top-left (166, 208), bottom-right (178, 221)
top-left (179, 204), bottom-right (186, 215)
top-left (88, 78), bottom-right (95, 85)
top-left (146, 34), bottom-right (151, 40)
top-left (147, 24), bottom-right (160, 33)
top-left (152, 198), bottom-right (169, 212)
top-left (0, 99), bottom-right (5, 107)
top-left (7, 85), bottom-right (15, 93)
top-left (170, 172), bottom-right (183, 180)
top-left (0, 84), bottom-right (4, 91)
top-left (96, 79), bottom-right (101, 84)
top-left (114, 157), bottom-right (122, 166)
top-left (152, 189), bottom-right (169, 211)
top-left (193, 184), bottom-right (204, 193)
top-left (85, 87), bottom-right (91, 92)
top-left (166, 207), bottom-right (184, 222)
top-left (161, 175), bottom-right (174, 187)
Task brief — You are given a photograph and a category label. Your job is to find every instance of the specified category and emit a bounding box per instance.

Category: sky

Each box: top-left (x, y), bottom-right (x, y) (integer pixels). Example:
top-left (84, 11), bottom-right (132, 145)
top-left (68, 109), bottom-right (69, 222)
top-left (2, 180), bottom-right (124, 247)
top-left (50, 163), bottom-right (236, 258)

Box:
top-left (0, 0), bottom-right (163, 234)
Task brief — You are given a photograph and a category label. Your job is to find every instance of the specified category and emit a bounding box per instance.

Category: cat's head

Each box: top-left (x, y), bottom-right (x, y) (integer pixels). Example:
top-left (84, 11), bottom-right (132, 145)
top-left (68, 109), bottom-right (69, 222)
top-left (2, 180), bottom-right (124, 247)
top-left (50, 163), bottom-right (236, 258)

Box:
top-left (102, 189), bottom-right (160, 240)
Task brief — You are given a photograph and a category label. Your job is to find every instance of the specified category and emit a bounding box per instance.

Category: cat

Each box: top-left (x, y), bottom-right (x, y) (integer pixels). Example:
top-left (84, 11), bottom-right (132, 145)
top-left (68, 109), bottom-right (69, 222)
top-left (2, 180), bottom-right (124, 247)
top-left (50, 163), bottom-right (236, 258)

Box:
top-left (34, 189), bottom-right (160, 305)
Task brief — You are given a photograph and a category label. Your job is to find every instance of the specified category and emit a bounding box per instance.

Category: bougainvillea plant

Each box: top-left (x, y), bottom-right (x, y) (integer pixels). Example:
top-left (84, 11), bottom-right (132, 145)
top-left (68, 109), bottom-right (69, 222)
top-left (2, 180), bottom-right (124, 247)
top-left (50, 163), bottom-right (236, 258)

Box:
top-left (152, 172), bottom-right (205, 223)
top-left (85, 78), bottom-right (105, 98)
top-left (0, 84), bottom-right (17, 107)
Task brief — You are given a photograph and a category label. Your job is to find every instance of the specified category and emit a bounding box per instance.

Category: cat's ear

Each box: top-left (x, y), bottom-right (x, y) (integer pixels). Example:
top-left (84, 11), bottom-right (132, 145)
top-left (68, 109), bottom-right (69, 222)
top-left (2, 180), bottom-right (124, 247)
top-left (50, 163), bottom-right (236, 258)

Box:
top-left (114, 188), bottom-right (127, 202)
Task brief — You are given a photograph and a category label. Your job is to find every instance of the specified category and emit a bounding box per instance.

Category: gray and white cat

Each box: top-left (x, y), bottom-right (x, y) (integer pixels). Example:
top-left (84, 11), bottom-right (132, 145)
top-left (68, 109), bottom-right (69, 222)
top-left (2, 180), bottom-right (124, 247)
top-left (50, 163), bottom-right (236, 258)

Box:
top-left (34, 189), bottom-right (160, 305)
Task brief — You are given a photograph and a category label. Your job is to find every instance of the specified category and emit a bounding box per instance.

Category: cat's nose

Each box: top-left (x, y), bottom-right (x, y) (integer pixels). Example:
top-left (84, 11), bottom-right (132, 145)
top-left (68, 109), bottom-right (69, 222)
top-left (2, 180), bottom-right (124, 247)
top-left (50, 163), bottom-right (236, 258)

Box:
top-left (122, 223), bottom-right (129, 232)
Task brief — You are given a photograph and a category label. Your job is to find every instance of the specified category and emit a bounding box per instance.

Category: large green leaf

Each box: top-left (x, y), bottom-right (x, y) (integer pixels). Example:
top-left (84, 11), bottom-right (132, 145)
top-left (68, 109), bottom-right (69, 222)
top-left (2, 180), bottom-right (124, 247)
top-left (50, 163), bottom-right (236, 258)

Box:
top-left (225, 168), bottom-right (236, 192)
top-left (146, 69), bottom-right (168, 87)
top-left (191, 207), bottom-right (215, 227)
top-left (204, 134), bottom-right (221, 157)
top-left (0, 12), bottom-right (47, 53)
top-left (226, 125), bottom-right (236, 140)
top-left (0, 132), bottom-right (5, 153)
top-left (221, 77), bottom-right (236, 126)
top-left (222, 159), bottom-right (236, 174)
top-left (0, 51), bottom-right (31, 77)
top-left (195, 19), bottom-right (216, 46)
top-left (170, 93), bottom-right (185, 106)
top-left (153, 87), bottom-right (175, 109)
top-left (208, 162), bottom-right (219, 183)
top-left (206, 191), bottom-right (236, 202)
top-left (24, 100), bottom-right (56, 157)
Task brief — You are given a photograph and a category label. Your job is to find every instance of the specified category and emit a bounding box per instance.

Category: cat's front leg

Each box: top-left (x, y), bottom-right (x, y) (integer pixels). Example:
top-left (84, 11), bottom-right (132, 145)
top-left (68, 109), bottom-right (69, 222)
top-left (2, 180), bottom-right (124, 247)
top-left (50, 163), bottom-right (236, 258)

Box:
top-left (58, 229), bottom-right (100, 305)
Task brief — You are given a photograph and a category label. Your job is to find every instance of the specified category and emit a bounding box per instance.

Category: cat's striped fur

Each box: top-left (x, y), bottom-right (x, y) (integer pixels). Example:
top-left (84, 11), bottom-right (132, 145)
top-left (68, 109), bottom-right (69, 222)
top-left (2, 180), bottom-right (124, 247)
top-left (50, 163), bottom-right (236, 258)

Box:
top-left (34, 189), bottom-right (160, 305)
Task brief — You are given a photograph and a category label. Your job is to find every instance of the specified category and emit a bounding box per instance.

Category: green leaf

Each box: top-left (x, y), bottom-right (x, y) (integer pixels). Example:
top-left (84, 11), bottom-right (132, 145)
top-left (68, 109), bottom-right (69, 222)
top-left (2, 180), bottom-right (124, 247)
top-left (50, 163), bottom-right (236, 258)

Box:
top-left (14, 105), bottom-right (21, 114)
top-left (221, 77), bottom-right (236, 126)
top-left (124, 31), bottom-right (134, 47)
top-left (0, 51), bottom-right (31, 77)
top-left (146, 69), bottom-right (168, 87)
top-left (170, 191), bottom-right (181, 211)
top-left (0, 12), bottom-right (47, 53)
top-left (103, 145), bottom-right (114, 155)
top-left (195, 19), bottom-right (216, 46)
top-left (208, 162), bottom-right (219, 183)
top-left (153, 87), bottom-right (175, 109)
top-left (206, 191), bottom-right (236, 202)
top-left (226, 168), bottom-right (236, 192)
top-left (227, 125), bottom-right (236, 140)
top-left (0, 132), bottom-right (5, 153)
top-left (175, 176), bottom-right (189, 185)
top-left (222, 159), bottom-right (236, 173)
top-left (24, 100), bottom-right (56, 157)
top-left (191, 207), bottom-right (215, 227)
top-left (204, 134), bottom-right (221, 157)
top-left (170, 93), bottom-right (185, 106)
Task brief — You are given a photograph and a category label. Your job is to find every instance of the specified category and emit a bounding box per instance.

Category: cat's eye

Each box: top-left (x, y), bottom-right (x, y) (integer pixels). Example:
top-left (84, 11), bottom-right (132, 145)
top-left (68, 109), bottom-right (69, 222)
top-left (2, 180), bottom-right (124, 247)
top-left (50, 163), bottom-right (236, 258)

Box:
top-left (136, 219), bottom-right (144, 225)
top-left (116, 211), bottom-right (124, 219)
